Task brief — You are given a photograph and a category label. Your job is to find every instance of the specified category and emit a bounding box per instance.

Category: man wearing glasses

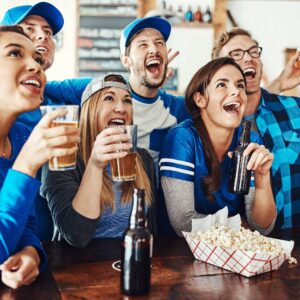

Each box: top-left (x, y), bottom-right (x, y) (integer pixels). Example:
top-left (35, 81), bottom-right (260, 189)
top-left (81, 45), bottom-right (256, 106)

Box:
top-left (212, 28), bottom-right (300, 230)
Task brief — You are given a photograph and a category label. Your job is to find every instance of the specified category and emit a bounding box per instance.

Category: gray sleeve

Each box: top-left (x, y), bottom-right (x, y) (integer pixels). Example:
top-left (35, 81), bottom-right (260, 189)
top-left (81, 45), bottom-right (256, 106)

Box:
top-left (161, 176), bottom-right (206, 237)
top-left (244, 187), bottom-right (276, 236)
top-left (40, 161), bottom-right (98, 248)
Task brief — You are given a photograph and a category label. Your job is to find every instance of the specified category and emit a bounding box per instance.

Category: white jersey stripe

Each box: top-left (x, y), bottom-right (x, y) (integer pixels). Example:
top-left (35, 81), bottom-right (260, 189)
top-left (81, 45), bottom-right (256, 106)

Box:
top-left (160, 166), bottom-right (194, 176)
top-left (159, 158), bottom-right (194, 169)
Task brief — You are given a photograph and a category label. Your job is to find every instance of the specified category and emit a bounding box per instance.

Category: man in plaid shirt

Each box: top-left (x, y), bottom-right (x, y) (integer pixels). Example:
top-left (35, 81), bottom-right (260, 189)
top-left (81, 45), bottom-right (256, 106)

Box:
top-left (212, 28), bottom-right (300, 229)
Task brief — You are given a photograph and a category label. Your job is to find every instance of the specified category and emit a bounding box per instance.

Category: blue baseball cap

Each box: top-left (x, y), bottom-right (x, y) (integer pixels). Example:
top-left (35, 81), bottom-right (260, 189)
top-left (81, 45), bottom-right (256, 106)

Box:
top-left (120, 17), bottom-right (171, 55)
top-left (0, 2), bottom-right (64, 35)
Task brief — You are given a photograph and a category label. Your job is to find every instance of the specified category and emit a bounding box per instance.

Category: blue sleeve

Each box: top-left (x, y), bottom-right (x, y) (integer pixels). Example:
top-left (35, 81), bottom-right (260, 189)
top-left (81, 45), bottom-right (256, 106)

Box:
top-left (17, 213), bottom-right (47, 271)
top-left (44, 77), bottom-right (92, 105)
top-left (160, 91), bottom-right (191, 123)
top-left (0, 169), bottom-right (41, 264)
top-left (159, 125), bottom-right (197, 182)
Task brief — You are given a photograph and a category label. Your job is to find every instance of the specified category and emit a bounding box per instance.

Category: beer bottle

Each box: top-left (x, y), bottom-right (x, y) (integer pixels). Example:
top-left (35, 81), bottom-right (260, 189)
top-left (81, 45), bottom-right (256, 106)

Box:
top-left (121, 188), bottom-right (152, 296)
top-left (228, 120), bottom-right (251, 195)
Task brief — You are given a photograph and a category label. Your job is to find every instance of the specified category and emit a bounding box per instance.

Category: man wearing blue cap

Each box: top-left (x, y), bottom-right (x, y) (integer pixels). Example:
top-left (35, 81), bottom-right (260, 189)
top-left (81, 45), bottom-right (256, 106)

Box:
top-left (0, 2), bottom-right (79, 241)
top-left (1, 2), bottom-right (64, 71)
top-left (45, 16), bottom-right (190, 164)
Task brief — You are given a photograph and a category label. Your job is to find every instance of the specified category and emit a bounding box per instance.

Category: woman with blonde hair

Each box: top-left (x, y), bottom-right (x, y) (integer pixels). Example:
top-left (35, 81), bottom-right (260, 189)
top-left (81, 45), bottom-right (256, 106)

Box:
top-left (41, 74), bottom-right (156, 247)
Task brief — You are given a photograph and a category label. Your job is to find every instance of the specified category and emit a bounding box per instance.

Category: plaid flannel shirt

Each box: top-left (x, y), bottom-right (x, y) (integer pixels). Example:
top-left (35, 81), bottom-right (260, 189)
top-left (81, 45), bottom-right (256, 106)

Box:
top-left (257, 88), bottom-right (300, 229)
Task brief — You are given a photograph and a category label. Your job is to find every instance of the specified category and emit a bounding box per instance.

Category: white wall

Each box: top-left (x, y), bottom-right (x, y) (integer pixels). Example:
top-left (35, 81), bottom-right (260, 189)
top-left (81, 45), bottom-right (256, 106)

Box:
top-left (1, 1), bottom-right (300, 92)
top-left (0, 0), bottom-right (77, 81)
top-left (227, 0), bottom-right (300, 85)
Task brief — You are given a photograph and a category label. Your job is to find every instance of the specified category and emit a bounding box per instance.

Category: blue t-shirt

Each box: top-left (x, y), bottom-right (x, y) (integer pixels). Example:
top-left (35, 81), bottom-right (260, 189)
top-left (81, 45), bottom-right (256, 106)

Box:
top-left (159, 119), bottom-right (261, 216)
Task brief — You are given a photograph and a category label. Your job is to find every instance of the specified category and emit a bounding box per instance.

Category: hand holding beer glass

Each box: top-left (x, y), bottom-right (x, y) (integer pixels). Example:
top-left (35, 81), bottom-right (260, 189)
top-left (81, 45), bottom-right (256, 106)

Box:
top-left (109, 124), bottom-right (137, 181)
top-left (40, 105), bottom-right (80, 171)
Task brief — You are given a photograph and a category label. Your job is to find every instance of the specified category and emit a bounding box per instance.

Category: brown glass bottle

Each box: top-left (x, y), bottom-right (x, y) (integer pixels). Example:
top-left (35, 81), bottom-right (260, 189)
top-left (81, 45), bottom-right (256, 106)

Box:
top-left (228, 120), bottom-right (251, 195)
top-left (121, 188), bottom-right (152, 296)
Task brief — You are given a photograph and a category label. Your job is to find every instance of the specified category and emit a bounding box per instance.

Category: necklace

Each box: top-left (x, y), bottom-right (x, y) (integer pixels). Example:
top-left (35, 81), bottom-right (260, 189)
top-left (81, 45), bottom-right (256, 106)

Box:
top-left (1, 138), bottom-right (7, 158)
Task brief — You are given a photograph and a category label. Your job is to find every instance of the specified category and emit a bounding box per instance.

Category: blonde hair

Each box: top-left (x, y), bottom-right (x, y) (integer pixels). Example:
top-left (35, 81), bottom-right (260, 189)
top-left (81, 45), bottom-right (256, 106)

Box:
top-left (79, 77), bottom-right (152, 212)
top-left (212, 27), bottom-right (258, 59)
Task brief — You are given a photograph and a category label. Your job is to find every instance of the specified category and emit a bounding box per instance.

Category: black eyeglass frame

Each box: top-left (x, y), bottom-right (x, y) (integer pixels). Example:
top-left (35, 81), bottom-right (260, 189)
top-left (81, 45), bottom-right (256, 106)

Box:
top-left (228, 46), bottom-right (263, 61)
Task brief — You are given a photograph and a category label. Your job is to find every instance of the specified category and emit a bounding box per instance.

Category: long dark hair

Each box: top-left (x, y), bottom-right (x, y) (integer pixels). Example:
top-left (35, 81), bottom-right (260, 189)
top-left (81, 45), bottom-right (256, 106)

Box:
top-left (185, 57), bottom-right (246, 201)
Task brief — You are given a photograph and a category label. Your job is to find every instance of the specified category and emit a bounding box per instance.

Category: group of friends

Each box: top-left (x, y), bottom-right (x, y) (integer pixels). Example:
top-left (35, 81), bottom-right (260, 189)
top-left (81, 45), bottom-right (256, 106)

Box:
top-left (0, 1), bottom-right (299, 289)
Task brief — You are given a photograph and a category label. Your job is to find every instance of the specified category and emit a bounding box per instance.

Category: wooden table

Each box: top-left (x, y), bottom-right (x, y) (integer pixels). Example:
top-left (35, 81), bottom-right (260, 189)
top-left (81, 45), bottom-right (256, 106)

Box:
top-left (0, 229), bottom-right (300, 300)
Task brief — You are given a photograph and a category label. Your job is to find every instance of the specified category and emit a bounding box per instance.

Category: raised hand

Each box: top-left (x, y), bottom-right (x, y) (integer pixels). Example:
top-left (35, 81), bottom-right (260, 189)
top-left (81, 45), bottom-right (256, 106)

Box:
top-left (13, 109), bottom-right (80, 177)
top-left (166, 48), bottom-right (180, 80)
top-left (0, 246), bottom-right (40, 289)
top-left (267, 50), bottom-right (300, 94)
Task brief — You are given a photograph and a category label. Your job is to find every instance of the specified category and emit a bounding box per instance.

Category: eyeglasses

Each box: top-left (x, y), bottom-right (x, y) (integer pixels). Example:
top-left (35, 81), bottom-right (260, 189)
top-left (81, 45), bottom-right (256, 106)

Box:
top-left (228, 46), bottom-right (263, 61)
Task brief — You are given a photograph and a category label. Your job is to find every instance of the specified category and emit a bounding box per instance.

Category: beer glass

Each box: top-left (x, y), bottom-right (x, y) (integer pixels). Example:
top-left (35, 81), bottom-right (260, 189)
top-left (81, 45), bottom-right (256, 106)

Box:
top-left (110, 124), bottom-right (137, 181)
top-left (40, 105), bottom-right (79, 171)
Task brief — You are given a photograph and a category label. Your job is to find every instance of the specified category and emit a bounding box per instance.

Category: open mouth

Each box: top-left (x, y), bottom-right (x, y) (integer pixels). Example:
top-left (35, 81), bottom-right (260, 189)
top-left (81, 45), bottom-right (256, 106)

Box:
top-left (146, 59), bottom-right (162, 76)
top-left (36, 46), bottom-right (48, 53)
top-left (108, 118), bottom-right (126, 126)
top-left (243, 67), bottom-right (256, 79)
top-left (223, 102), bottom-right (241, 114)
top-left (21, 79), bottom-right (41, 88)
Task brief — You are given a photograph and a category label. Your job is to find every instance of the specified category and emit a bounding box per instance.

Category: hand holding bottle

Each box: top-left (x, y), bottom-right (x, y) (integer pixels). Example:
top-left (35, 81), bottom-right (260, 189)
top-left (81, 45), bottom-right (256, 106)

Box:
top-left (243, 143), bottom-right (274, 175)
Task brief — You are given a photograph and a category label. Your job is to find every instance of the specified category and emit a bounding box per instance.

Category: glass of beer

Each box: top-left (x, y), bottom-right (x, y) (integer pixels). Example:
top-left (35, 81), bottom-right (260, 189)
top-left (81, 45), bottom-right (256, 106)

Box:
top-left (110, 124), bottom-right (137, 181)
top-left (40, 105), bottom-right (79, 171)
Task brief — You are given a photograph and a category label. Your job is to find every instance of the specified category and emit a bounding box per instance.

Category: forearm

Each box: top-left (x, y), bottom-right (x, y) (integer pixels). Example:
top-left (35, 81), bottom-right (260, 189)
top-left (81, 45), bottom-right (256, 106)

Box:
top-left (161, 176), bottom-right (206, 237)
top-left (245, 187), bottom-right (276, 235)
top-left (0, 170), bottom-right (40, 262)
top-left (265, 77), bottom-right (282, 94)
top-left (251, 172), bottom-right (277, 229)
top-left (72, 159), bottom-right (104, 219)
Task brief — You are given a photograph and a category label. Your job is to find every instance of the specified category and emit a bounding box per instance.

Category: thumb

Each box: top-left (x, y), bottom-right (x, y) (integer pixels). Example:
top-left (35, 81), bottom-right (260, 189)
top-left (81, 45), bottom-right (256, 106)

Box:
top-left (37, 109), bottom-right (68, 129)
top-left (0, 255), bottom-right (21, 271)
top-left (227, 151), bottom-right (233, 159)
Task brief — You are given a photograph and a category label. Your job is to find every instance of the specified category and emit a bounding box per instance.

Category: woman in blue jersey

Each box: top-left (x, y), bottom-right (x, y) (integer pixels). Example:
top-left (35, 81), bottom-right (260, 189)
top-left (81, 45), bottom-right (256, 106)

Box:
top-left (41, 74), bottom-right (156, 248)
top-left (160, 57), bottom-right (276, 237)
top-left (0, 25), bottom-right (80, 288)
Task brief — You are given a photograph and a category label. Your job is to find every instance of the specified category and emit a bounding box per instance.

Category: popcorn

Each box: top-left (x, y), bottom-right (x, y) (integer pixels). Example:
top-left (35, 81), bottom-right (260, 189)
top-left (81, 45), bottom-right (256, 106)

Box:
top-left (183, 224), bottom-right (295, 277)
top-left (190, 224), bottom-right (283, 255)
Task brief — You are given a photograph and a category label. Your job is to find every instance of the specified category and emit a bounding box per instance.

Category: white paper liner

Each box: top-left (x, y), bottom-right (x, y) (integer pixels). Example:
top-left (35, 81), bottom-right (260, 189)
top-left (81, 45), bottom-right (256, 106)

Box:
top-left (183, 207), bottom-right (294, 277)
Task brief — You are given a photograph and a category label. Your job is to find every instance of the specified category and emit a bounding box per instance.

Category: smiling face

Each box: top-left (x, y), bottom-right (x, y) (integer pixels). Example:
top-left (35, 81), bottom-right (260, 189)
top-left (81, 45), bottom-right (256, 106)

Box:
top-left (96, 87), bottom-right (133, 132)
top-left (19, 15), bottom-right (55, 71)
top-left (195, 64), bottom-right (247, 130)
top-left (218, 35), bottom-right (262, 96)
top-left (0, 30), bottom-right (46, 113)
top-left (121, 28), bottom-right (168, 95)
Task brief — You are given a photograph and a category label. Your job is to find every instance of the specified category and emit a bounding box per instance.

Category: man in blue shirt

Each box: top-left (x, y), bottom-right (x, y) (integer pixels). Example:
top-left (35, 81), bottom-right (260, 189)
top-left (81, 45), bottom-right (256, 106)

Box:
top-left (212, 28), bottom-right (300, 229)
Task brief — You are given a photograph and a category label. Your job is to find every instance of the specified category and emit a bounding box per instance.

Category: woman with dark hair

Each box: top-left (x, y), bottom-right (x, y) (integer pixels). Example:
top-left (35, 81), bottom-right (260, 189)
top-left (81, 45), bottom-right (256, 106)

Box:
top-left (160, 57), bottom-right (276, 237)
top-left (41, 74), bottom-right (156, 248)
top-left (0, 25), bottom-right (79, 288)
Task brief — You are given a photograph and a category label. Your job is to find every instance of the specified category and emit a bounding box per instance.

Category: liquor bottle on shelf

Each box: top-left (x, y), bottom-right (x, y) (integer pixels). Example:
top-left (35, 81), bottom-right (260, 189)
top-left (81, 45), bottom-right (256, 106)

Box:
top-left (194, 6), bottom-right (202, 22)
top-left (228, 120), bottom-right (252, 195)
top-left (177, 5), bottom-right (184, 22)
top-left (121, 188), bottom-right (153, 296)
top-left (202, 6), bottom-right (212, 23)
top-left (184, 5), bottom-right (193, 22)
